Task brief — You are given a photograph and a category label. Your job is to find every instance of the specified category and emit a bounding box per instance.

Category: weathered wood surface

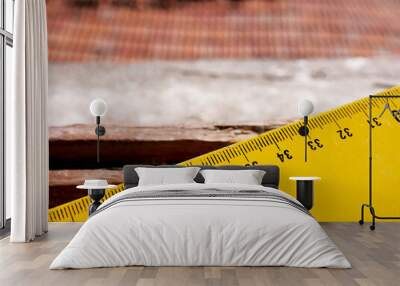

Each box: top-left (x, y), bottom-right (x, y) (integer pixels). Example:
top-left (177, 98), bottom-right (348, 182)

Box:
top-left (50, 169), bottom-right (123, 186)
top-left (1, 223), bottom-right (400, 286)
top-left (49, 124), bottom-right (284, 169)
top-left (49, 124), bottom-right (287, 207)
top-left (49, 124), bottom-right (286, 142)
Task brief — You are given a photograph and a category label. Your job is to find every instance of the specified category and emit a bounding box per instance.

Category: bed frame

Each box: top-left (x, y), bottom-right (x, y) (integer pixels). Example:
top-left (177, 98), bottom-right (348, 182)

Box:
top-left (123, 165), bottom-right (280, 189)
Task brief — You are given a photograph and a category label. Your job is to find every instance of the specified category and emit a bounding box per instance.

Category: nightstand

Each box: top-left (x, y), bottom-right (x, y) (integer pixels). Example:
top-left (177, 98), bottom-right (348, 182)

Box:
top-left (77, 180), bottom-right (117, 215)
top-left (289, 177), bottom-right (321, 210)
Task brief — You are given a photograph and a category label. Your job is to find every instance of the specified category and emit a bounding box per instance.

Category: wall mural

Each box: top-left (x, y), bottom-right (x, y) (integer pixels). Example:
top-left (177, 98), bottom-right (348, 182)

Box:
top-left (47, 0), bottom-right (400, 221)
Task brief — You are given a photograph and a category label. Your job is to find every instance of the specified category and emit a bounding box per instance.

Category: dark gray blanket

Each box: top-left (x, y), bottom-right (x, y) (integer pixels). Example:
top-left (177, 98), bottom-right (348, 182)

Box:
top-left (92, 189), bottom-right (310, 217)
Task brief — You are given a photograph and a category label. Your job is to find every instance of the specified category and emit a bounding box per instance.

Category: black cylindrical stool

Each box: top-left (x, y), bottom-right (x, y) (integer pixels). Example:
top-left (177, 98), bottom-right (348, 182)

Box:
top-left (289, 177), bottom-right (321, 210)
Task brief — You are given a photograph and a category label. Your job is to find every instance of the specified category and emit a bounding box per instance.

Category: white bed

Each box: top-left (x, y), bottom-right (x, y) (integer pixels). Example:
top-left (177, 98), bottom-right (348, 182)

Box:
top-left (50, 182), bottom-right (350, 269)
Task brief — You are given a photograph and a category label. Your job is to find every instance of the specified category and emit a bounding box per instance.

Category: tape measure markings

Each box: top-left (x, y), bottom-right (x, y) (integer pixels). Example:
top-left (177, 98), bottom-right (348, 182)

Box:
top-left (180, 95), bottom-right (393, 168)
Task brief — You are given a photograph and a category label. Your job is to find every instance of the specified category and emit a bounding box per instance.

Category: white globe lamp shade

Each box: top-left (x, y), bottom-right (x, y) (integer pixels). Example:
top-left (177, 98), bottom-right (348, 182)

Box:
top-left (298, 99), bottom-right (314, 117)
top-left (90, 99), bottom-right (107, 117)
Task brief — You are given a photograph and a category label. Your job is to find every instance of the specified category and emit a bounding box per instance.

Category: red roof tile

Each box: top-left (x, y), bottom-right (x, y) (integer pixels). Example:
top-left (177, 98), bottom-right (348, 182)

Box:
top-left (47, 0), bottom-right (400, 62)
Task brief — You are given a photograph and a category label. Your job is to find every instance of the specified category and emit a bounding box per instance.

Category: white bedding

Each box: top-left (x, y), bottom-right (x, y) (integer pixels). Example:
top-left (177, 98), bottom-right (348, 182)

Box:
top-left (50, 183), bottom-right (351, 269)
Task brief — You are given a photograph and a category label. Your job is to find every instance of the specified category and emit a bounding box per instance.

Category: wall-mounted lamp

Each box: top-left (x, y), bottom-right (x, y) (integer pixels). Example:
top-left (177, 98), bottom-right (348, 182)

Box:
top-left (298, 99), bottom-right (314, 162)
top-left (90, 99), bottom-right (107, 163)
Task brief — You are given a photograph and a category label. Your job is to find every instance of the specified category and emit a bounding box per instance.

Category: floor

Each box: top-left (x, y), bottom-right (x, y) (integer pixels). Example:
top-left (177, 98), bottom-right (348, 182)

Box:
top-left (0, 223), bottom-right (399, 286)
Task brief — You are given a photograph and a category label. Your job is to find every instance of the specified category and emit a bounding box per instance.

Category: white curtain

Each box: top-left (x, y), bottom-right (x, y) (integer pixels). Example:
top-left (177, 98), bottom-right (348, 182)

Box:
top-left (8, 0), bottom-right (49, 242)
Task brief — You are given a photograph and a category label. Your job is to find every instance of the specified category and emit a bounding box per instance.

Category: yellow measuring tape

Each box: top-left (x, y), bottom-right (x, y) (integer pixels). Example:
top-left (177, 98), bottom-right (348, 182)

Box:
top-left (49, 86), bottom-right (400, 222)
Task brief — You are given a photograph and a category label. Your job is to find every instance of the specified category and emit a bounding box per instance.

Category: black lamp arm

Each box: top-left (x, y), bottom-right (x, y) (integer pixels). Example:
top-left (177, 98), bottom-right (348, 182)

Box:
top-left (95, 116), bottom-right (106, 163)
top-left (304, 116), bottom-right (308, 162)
top-left (298, 116), bottom-right (309, 136)
top-left (298, 116), bottom-right (309, 162)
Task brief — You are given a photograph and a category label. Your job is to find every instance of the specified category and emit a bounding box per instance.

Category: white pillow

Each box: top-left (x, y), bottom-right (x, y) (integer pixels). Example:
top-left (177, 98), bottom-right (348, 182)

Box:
top-left (200, 169), bottom-right (266, 185)
top-left (135, 167), bottom-right (201, 186)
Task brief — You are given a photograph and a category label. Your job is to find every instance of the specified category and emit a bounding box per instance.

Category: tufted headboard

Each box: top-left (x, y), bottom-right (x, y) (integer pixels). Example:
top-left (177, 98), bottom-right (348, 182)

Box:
top-left (123, 165), bottom-right (280, 190)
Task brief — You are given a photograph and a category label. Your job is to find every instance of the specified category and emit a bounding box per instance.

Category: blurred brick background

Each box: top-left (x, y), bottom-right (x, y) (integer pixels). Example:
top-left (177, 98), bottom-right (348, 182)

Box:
top-left (47, 0), bottom-right (400, 62)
